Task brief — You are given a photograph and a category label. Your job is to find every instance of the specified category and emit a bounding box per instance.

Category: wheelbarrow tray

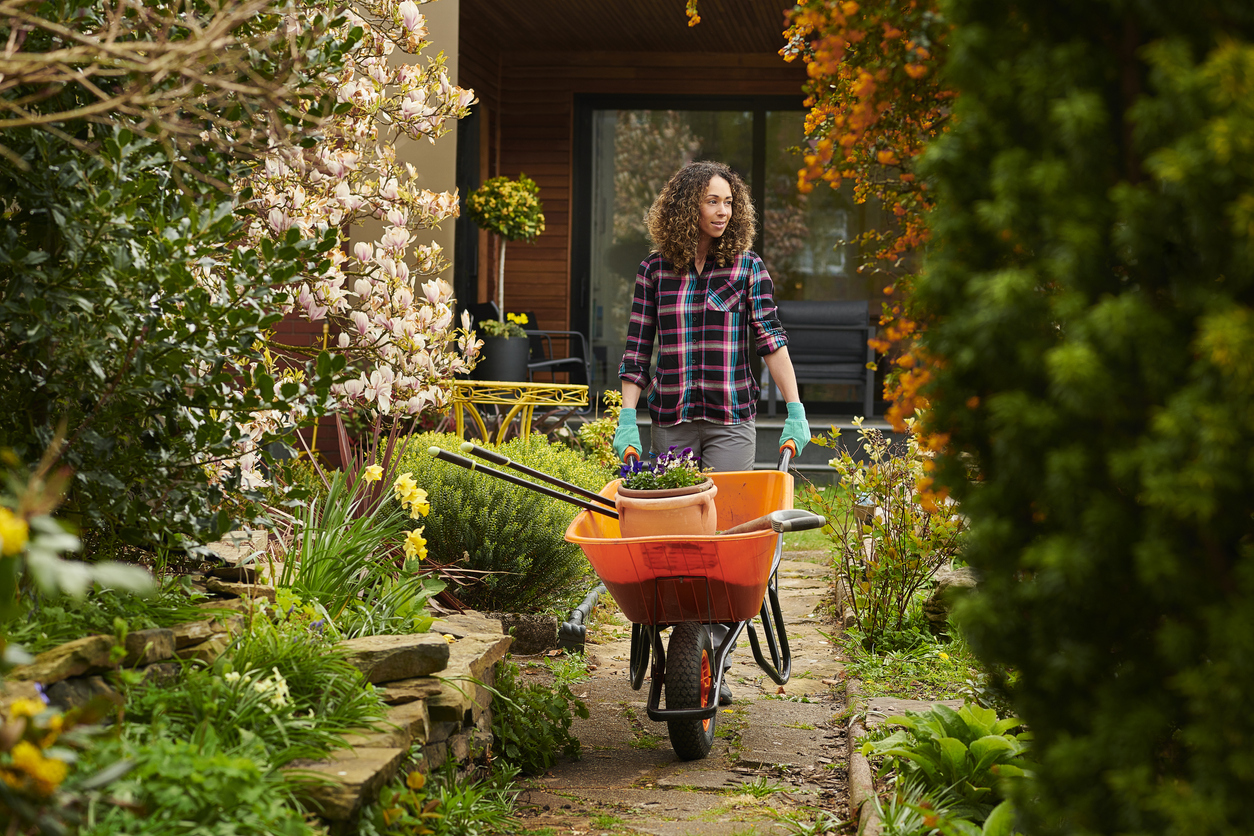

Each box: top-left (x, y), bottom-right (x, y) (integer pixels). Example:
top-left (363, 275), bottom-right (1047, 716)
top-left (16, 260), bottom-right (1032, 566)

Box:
top-left (564, 470), bottom-right (793, 625)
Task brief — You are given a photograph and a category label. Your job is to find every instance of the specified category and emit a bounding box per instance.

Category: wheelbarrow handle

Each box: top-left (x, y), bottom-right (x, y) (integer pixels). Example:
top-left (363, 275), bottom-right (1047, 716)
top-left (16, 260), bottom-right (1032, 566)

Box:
top-left (719, 509), bottom-right (827, 536)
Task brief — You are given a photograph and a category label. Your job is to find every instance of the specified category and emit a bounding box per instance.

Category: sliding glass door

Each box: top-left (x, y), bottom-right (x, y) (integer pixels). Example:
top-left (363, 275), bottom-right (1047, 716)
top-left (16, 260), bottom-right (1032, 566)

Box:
top-left (575, 98), bottom-right (884, 396)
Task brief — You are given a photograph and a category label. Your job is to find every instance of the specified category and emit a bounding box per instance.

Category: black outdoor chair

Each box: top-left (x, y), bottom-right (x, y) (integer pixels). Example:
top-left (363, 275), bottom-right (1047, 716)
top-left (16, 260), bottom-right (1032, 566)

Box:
top-left (763, 299), bottom-right (877, 418)
top-left (520, 310), bottom-right (593, 388)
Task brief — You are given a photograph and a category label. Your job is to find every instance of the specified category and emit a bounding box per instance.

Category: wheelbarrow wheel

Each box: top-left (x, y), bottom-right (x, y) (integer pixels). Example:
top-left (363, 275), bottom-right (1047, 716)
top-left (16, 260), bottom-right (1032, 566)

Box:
top-left (665, 622), bottom-right (716, 760)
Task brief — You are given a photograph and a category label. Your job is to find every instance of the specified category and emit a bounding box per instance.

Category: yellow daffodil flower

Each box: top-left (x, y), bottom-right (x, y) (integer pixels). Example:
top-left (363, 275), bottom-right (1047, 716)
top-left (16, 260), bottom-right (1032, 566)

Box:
top-left (0, 507), bottom-right (28, 556)
top-left (404, 528), bottom-right (427, 560)
top-left (362, 464), bottom-right (384, 483)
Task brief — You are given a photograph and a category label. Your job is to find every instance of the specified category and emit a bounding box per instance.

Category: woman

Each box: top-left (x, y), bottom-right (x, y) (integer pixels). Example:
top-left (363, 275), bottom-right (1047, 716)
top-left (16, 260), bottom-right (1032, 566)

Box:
top-left (612, 160), bottom-right (810, 704)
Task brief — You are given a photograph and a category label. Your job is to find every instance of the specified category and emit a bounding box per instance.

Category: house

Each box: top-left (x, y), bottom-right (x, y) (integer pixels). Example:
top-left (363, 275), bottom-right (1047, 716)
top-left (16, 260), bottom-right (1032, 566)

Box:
top-left (448, 0), bottom-right (887, 399)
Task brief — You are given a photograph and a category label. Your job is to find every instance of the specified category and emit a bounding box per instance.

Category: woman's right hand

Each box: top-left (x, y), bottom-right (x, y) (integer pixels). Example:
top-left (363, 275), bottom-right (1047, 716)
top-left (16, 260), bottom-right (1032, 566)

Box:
top-left (612, 407), bottom-right (642, 461)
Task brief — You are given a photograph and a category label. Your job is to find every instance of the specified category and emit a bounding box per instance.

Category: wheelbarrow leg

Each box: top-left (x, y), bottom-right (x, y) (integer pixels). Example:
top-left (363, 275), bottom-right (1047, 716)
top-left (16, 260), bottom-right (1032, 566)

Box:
top-left (629, 623), bottom-right (652, 691)
top-left (746, 574), bottom-right (792, 686)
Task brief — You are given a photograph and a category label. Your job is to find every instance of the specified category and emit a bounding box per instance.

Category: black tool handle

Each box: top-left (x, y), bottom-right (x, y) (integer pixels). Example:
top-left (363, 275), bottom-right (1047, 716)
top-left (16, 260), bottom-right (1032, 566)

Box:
top-left (429, 447), bottom-right (619, 519)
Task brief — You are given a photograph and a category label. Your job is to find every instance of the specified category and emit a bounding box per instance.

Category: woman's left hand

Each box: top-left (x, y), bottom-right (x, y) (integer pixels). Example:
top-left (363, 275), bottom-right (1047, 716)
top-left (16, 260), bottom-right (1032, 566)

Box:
top-left (779, 401), bottom-right (811, 454)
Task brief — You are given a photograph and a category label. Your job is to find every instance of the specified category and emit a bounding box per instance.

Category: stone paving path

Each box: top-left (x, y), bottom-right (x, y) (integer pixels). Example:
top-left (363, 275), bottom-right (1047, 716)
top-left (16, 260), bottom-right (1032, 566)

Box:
top-left (508, 549), bottom-right (848, 835)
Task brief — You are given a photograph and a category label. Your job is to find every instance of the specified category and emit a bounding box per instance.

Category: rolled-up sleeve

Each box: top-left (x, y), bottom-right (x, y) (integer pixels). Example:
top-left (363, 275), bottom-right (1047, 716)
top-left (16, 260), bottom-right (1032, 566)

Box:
top-left (748, 256), bottom-right (788, 356)
top-left (618, 257), bottom-right (657, 388)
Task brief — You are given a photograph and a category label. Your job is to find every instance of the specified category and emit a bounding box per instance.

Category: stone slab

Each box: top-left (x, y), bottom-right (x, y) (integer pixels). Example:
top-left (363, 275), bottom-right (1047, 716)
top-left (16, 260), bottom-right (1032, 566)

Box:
top-left (205, 578), bottom-right (277, 602)
top-left (379, 677), bottom-right (444, 706)
top-left (345, 699), bottom-right (432, 750)
top-left (175, 635), bottom-right (230, 665)
top-left (339, 634), bottom-right (450, 684)
top-left (432, 612), bottom-right (506, 638)
top-left (45, 675), bottom-right (123, 711)
top-left (122, 628), bottom-right (176, 667)
top-left (289, 746), bottom-right (406, 821)
top-left (8, 635), bottom-right (115, 683)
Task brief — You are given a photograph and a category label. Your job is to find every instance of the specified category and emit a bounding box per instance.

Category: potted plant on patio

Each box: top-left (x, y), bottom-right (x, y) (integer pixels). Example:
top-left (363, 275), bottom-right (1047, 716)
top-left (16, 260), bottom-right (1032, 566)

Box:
top-left (471, 311), bottom-right (531, 382)
top-left (465, 174), bottom-right (545, 381)
top-left (615, 447), bottom-right (718, 537)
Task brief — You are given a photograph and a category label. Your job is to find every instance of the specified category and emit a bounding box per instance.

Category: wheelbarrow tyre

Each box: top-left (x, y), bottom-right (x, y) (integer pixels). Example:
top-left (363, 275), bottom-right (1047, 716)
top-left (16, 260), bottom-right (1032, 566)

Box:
top-left (665, 622), bottom-right (716, 760)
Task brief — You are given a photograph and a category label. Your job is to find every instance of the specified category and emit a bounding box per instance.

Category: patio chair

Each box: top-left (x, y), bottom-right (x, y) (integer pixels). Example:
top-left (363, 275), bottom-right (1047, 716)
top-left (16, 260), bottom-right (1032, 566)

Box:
top-left (520, 310), bottom-right (593, 388)
top-left (763, 299), bottom-right (877, 418)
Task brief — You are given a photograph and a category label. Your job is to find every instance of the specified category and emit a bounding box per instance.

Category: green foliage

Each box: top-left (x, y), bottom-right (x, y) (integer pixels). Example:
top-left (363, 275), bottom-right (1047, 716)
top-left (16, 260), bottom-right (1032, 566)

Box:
top-left (0, 124), bottom-right (345, 547)
top-left (8, 582), bottom-right (214, 654)
top-left (272, 469), bottom-right (441, 638)
top-left (809, 421), bottom-right (966, 640)
top-left (396, 433), bottom-right (611, 612)
top-left (0, 0), bottom-right (352, 548)
top-left (490, 655), bottom-right (589, 775)
top-left (362, 760), bottom-right (519, 836)
top-left (128, 625), bottom-right (384, 766)
top-left (74, 725), bottom-right (315, 836)
top-left (840, 625), bottom-right (980, 701)
top-left (575, 390), bottom-right (623, 469)
top-left (863, 704), bottom-right (1031, 819)
top-left (915, 1), bottom-right (1254, 832)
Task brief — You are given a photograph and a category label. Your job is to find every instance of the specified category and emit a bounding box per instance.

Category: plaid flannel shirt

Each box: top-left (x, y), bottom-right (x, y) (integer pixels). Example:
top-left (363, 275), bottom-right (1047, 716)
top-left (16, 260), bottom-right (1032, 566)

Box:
top-left (618, 250), bottom-right (788, 427)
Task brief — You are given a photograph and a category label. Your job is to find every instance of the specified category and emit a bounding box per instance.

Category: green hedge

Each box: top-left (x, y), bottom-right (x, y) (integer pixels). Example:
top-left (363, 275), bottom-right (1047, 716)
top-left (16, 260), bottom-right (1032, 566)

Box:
top-left (918, 2), bottom-right (1254, 833)
top-left (395, 433), bottom-right (613, 612)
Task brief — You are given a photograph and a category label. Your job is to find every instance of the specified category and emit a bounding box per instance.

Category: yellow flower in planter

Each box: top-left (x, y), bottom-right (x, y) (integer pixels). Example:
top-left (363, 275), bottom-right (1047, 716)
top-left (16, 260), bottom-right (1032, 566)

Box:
top-left (404, 528), bottom-right (427, 560)
top-left (362, 464), bottom-right (384, 483)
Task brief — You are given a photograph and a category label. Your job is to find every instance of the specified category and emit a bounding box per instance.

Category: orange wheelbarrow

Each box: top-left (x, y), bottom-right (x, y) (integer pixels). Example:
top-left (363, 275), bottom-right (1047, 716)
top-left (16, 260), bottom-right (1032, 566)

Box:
top-left (564, 449), bottom-right (825, 760)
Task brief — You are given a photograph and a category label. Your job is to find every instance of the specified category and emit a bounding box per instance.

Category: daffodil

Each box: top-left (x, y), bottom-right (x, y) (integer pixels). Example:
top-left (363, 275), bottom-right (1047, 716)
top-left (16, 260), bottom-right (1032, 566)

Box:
top-left (9, 740), bottom-right (67, 796)
top-left (0, 507), bottom-right (28, 557)
top-left (393, 472), bottom-right (418, 503)
top-left (7, 698), bottom-right (46, 721)
top-left (362, 464), bottom-right (384, 483)
top-left (404, 527), bottom-right (427, 560)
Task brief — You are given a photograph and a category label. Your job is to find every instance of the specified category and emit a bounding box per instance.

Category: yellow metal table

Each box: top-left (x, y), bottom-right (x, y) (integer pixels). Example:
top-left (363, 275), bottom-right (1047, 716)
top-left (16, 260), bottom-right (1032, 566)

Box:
top-left (450, 379), bottom-right (588, 444)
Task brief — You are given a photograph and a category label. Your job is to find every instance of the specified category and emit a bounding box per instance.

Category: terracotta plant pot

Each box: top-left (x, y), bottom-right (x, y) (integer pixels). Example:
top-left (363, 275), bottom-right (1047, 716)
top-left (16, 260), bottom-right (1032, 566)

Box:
top-left (615, 478), bottom-right (718, 538)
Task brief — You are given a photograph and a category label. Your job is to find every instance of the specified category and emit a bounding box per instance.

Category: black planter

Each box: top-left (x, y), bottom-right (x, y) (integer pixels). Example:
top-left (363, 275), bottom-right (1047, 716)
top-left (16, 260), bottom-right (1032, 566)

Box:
top-left (472, 335), bottom-right (529, 382)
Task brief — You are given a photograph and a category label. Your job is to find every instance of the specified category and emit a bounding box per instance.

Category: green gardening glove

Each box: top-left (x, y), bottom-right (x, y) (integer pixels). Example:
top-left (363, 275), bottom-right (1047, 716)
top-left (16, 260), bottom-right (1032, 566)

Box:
top-left (613, 407), bottom-right (642, 461)
top-left (780, 401), bottom-right (811, 455)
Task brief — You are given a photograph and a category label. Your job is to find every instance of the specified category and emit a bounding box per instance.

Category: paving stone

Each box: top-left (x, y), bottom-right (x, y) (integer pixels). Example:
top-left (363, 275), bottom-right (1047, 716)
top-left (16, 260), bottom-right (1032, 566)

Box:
top-left (290, 747), bottom-right (406, 821)
top-left (655, 769), bottom-right (745, 790)
top-left (8, 635), bottom-right (115, 683)
top-left (122, 628), bottom-right (176, 667)
top-left (340, 634), bottom-right (450, 684)
top-left (738, 701), bottom-right (838, 768)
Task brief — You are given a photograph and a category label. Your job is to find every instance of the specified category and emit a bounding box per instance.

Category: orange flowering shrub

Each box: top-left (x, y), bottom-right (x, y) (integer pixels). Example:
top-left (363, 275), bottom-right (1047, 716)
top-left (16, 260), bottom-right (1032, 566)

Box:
top-left (781, 0), bottom-right (952, 431)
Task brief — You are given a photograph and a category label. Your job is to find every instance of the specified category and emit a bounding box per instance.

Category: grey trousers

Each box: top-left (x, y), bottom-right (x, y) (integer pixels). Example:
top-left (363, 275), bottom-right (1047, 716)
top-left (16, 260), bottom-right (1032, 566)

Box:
top-left (650, 419), bottom-right (756, 677)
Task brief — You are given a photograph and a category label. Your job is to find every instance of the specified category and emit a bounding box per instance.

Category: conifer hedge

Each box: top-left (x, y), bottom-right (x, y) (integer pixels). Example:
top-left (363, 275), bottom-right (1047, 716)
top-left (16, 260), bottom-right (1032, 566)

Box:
top-left (918, 1), bottom-right (1254, 833)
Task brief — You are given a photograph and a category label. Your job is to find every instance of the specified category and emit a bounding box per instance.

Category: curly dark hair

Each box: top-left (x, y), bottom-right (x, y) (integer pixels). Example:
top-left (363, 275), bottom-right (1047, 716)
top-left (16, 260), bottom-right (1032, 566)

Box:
top-left (645, 161), bottom-right (756, 268)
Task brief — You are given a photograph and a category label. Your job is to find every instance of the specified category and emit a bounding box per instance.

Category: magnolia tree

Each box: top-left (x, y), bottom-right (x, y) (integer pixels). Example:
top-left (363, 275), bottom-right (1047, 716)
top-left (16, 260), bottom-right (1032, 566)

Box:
top-left (229, 0), bottom-right (480, 486)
